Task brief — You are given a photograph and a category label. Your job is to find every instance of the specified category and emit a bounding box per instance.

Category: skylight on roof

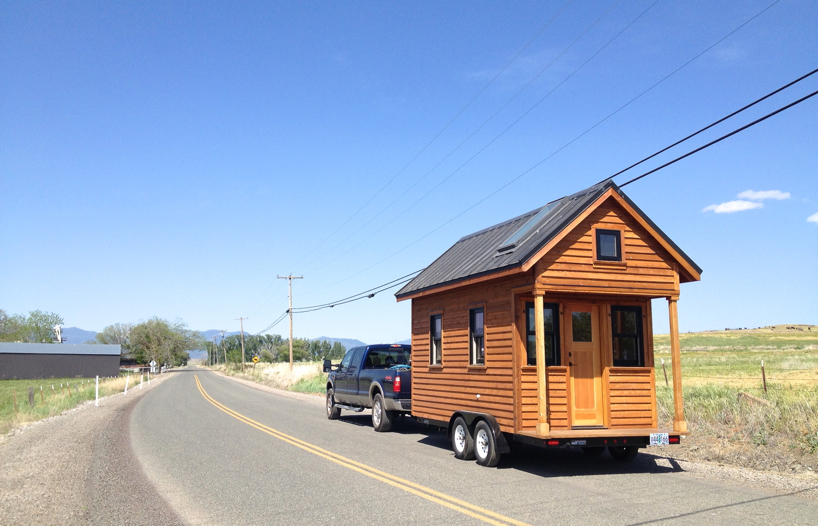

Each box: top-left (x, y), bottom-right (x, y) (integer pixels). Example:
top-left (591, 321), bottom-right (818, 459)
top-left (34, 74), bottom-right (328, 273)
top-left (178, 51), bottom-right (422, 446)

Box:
top-left (497, 200), bottom-right (562, 252)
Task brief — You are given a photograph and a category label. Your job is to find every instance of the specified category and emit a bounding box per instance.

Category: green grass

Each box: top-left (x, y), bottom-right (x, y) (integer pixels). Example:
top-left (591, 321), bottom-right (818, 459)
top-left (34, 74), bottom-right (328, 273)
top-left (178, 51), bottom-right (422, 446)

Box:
top-left (289, 373), bottom-right (327, 394)
top-left (0, 374), bottom-right (135, 435)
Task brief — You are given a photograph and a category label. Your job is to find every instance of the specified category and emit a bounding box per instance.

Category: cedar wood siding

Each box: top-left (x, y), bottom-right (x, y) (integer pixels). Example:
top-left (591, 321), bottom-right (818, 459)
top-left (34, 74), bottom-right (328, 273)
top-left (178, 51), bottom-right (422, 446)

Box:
top-left (411, 274), bottom-right (530, 432)
top-left (534, 198), bottom-right (680, 297)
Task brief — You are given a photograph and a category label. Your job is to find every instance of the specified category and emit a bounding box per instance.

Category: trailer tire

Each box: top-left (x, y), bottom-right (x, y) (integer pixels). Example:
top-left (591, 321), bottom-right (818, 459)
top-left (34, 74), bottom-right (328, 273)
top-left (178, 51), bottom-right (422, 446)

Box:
top-left (474, 420), bottom-right (500, 467)
top-left (326, 388), bottom-right (341, 420)
top-left (608, 445), bottom-right (638, 462)
top-left (452, 417), bottom-right (475, 460)
top-left (372, 393), bottom-right (393, 432)
top-left (582, 447), bottom-right (605, 457)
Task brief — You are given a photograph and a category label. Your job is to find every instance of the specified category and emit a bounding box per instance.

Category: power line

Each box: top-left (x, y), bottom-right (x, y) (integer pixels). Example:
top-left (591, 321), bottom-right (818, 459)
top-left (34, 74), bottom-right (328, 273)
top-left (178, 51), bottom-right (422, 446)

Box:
top-left (302, 0), bottom-right (657, 276)
top-left (287, 1), bottom-right (576, 270)
top-left (291, 269), bottom-right (423, 312)
top-left (619, 88), bottom-right (818, 187)
top-left (596, 66), bottom-right (818, 185)
top-left (292, 278), bottom-right (418, 314)
top-left (292, 0), bottom-right (786, 286)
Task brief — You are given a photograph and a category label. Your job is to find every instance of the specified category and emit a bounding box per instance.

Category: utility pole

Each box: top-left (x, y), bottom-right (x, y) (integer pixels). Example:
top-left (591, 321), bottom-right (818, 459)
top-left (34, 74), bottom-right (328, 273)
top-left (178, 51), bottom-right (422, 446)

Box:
top-left (212, 337), bottom-right (218, 366)
top-left (278, 274), bottom-right (303, 371)
top-left (221, 330), bottom-right (227, 365)
top-left (235, 318), bottom-right (248, 371)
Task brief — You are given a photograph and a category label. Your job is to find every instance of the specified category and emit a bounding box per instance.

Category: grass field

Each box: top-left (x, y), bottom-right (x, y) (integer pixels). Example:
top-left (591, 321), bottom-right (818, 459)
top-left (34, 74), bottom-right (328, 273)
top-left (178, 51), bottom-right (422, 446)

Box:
top-left (0, 373), bottom-right (140, 435)
top-left (654, 326), bottom-right (818, 464)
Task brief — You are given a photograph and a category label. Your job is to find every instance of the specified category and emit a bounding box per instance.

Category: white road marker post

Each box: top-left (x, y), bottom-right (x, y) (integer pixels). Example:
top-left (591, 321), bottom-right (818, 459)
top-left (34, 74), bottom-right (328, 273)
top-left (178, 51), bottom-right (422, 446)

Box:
top-left (95, 376), bottom-right (99, 407)
top-left (140, 374), bottom-right (143, 389)
top-left (124, 375), bottom-right (129, 395)
top-left (148, 371), bottom-right (151, 385)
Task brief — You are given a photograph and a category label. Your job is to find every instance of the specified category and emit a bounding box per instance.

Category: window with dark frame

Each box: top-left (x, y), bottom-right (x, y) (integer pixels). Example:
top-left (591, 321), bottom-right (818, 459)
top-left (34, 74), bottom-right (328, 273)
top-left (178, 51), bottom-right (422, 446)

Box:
top-left (430, 314), bottom-right (442, 365)
top-left (611, 306), bottom-right (643, 367)
top-left (469, 308), bottom-right (485, 366)
top-left (596, 229), bottom-right (622, 261)
top-left (525, 302), bottom-right (560, 366)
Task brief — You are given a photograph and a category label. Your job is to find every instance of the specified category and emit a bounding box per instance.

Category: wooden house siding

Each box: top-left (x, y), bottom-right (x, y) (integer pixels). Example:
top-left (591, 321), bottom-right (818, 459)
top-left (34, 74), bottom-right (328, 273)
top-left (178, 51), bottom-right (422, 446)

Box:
top-left (535, 199), bottom-right (680, 297)
top-left (411, 275), bottom-right (529, 432)
top-left (520, 367), bottom-right (569, 431)
top-left (606, 368), bottom-right (657, 428)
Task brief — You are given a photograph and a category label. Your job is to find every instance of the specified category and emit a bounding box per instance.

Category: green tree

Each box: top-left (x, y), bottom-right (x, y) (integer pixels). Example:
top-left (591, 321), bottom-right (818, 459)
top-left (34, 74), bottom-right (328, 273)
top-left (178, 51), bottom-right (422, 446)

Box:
top-left (96, 323), bottom-right (133, 348)
top-left (129, 317), bottom-right (202, 366)
top-left (0, 309), bottom-right (64, 343)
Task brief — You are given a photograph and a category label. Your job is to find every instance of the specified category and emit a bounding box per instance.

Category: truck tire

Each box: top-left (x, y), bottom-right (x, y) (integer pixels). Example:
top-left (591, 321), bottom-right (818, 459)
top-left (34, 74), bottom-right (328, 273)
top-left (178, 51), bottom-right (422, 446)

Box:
top-left (372, 393), bottom-right (393, 432)
top-left (474, 420), bottom-right (500, 467)
top-left (608, 445), bottom-right (638, 462)
top-left (452, 417), bottom-right (475, 460)
top-left (326, 388), bottom-right (341, 420)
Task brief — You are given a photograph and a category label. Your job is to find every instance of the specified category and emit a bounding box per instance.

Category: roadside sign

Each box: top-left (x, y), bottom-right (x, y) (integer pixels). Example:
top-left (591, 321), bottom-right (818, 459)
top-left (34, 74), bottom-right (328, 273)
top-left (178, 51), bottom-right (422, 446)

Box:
top-left (252, 356), bottom-right (259, 363)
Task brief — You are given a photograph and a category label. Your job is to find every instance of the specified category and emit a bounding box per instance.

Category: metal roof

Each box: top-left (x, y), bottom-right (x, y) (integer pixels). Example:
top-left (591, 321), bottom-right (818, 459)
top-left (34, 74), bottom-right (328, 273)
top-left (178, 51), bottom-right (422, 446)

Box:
top-left (0, 343), bottom-right (121, 356)
top-left (395, 180), bottom-right (701, 299)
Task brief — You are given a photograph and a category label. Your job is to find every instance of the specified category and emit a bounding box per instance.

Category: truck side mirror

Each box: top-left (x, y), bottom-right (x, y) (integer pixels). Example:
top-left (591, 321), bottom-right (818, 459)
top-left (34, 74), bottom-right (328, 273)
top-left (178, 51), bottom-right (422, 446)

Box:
top-left (323, 359), bottom-right (332, 373)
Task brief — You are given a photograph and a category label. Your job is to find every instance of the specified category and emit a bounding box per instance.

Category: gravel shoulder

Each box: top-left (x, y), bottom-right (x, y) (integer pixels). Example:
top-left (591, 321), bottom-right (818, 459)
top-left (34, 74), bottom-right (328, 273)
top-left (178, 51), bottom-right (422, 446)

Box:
top-left (0, 372), bottom-right (183, 526)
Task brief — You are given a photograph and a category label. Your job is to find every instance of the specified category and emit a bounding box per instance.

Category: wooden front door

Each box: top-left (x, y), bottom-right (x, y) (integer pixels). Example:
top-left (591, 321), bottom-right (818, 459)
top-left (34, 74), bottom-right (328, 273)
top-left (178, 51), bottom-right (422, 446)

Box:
top-left (566, 304), bottom-right (604, 427)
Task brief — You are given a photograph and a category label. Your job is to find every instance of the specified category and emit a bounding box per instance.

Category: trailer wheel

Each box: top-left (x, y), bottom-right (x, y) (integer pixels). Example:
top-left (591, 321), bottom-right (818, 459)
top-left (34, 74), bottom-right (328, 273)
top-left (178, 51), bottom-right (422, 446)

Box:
top-left (474, 421), bottom-right (500, 467)
top-left (582, 447), bottom-right (605, 457)
top-left (608, 445), bottom-right (638, 462)
top-left (452, 417), bottom-right (475, 460)
top-left (326, 388), bottom-right (340, 420)
top-left (372, 393), bottom-right (393, 432)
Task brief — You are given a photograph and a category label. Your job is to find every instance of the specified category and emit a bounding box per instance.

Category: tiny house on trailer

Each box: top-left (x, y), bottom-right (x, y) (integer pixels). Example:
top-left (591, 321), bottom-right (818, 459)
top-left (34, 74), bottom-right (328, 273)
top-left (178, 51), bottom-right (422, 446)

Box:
top-left (395, 180), bottom-right (701, 466)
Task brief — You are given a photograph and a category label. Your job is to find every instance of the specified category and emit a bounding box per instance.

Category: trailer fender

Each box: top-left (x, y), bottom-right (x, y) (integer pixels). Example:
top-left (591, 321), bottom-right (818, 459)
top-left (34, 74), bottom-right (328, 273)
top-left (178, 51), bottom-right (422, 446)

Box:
top-left (447, 411), bottom-right (510, 454)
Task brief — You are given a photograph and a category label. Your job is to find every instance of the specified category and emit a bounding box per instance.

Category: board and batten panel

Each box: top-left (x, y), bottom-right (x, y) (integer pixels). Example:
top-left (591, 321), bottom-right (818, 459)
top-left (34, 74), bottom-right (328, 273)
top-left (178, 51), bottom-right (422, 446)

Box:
top-left (411, 275), bottom-right (530, 432)
top-left (520, 367), bottom-right (569, 431)
top-left (606, 367), bottom-right (657, 428)
top-left (535, 198), bottom-right (679, 297)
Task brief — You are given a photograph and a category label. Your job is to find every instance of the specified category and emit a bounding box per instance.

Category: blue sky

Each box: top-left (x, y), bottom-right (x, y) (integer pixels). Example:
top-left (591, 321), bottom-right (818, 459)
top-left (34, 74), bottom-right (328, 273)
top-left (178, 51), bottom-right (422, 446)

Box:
top-left (1, 0), bottom-right (816, 343)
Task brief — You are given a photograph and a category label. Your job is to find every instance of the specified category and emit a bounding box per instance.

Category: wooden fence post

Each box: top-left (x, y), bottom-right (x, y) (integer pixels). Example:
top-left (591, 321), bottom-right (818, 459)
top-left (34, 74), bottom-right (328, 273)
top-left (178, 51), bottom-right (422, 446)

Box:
top-left (40, 386), bottom-right (44, 403)
top-left (761, 360), bottom-right (768, 396)
top-left (28, 387), bottom-right (34, 407)
top-left (13, 390), bottom-right (18, 414)
top-left (661, 358), bottom-right (669, 387)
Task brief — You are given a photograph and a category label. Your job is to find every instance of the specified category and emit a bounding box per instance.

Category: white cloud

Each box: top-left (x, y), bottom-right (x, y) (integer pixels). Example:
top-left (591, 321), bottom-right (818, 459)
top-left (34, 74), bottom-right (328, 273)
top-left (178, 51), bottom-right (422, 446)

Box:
top-left (737, 190), bottom-right (791, 201)
top-left (808, 212), bottom-right (818, 224)
top-left (702, 200), bottom-right (763, 214)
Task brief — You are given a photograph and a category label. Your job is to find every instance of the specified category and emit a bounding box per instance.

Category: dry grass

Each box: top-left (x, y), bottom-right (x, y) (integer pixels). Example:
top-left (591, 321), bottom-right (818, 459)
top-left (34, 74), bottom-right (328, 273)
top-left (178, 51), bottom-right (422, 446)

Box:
top-left (210, 362), bottom-right (325, 392)
top-left (0, 373), bottom-right (145, 435)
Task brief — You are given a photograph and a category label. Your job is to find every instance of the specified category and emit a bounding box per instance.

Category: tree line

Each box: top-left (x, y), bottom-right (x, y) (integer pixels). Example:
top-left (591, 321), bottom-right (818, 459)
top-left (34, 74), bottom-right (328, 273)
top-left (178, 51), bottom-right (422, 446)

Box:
top-left (1, 308), bottom-right (347, 367)
top-left (205, 334), bottom-right (346, 365)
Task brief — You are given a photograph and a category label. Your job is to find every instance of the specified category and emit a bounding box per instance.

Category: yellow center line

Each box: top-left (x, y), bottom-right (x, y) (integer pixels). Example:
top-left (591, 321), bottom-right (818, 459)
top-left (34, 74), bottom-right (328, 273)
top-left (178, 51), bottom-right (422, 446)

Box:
top-left (194, 374), bottom-right (530, 526)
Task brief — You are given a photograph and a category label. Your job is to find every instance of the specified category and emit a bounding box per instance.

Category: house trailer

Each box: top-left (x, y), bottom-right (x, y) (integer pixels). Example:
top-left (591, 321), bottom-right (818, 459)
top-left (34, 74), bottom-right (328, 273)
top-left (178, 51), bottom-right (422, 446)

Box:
top-left (395, 180), bottom-right (701, 465)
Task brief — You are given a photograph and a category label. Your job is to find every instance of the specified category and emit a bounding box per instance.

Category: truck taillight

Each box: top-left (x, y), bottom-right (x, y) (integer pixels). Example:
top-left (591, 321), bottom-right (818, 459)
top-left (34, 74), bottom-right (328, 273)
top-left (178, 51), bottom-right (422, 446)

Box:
top-left (394, 375), bottom-right (401, 394)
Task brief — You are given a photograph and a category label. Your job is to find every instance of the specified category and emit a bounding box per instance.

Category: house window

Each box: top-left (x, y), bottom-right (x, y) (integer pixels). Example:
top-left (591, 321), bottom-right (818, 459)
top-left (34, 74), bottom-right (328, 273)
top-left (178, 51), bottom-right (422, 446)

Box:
top-left (470, 308), bottom-right (485, 365)
top-left (596, 229), bottom-right (621, 261)
top-left (611, 306), bottom-right (643, 367)
top-left (430, 314), bottom-right (442, 365)
top-left (525, 302), bottom-right (560, 366)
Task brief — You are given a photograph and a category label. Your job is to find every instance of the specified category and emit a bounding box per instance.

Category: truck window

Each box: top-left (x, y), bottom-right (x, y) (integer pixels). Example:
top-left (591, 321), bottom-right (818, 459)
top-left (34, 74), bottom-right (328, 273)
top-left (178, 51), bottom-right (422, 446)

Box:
top-left (363, 347), bottom-right (410, 369)
top-left (339, 349), bottom-right (355, 372)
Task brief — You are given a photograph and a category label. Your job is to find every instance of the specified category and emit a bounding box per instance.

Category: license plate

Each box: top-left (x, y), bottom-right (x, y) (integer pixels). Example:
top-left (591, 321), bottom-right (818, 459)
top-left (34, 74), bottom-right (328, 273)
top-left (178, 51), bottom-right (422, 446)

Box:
top-left (650, 433), bottom-right (669, 445)
top-left (570, 440), bottom-right (586, 446)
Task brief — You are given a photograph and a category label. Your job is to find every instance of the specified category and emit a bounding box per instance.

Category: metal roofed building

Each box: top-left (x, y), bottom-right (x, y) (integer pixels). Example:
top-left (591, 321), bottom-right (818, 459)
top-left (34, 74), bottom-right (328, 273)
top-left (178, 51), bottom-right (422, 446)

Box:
top-left (0, 342), bottom-right (121, 380)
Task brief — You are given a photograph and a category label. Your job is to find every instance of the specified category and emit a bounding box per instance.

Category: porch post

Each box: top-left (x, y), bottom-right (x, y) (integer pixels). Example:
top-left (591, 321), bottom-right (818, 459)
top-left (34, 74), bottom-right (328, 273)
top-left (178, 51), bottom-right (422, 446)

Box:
top-left (668, 296), bottom-right (687, 433)
top-left (535, 293), bottom-right (550, 435)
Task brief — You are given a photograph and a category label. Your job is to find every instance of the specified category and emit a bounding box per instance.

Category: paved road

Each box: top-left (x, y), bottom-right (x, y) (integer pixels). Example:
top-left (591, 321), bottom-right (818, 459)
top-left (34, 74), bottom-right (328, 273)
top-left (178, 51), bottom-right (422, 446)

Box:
top-left (130, 368), bottom-right (817, 525)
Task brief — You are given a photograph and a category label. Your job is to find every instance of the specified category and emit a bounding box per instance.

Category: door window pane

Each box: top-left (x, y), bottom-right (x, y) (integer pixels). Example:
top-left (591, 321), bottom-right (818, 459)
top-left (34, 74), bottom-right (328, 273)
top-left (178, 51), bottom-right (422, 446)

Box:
top-left (572, 312), bottom-right (592, 342)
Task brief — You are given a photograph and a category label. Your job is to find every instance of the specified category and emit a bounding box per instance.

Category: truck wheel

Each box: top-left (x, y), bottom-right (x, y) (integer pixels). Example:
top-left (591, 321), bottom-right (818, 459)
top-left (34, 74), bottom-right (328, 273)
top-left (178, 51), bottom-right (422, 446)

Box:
top-left (372, 393), bottom-right (393, 432)
top-left (452, 417), bottom-right (475, 460)
top-left (474, 420), bottom-right (500, 467)
top-left (582, 447), bottom-right (605, 457)
top-left (326, 388), bottom-right (340, 420)
top-left (608, 446), bottom-right (638, 462)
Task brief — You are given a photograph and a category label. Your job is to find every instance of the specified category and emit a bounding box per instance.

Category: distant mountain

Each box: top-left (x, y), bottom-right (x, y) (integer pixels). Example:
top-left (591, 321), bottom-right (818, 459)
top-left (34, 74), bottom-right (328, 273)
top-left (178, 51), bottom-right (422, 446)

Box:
top-left (313, 336), bottom-right (367, 349)
top-left (61, 327), bottom-right (98, 344)
top-left (396, 339), bottom-right (411, 345)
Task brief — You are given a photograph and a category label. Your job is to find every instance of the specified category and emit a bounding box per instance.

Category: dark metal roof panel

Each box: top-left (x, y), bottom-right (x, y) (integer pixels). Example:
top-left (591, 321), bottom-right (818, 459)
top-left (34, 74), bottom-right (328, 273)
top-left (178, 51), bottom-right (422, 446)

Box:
top-left (0, 343), bottom-right (121, 356)
top-left (396, 180), bottom-right (700, 298)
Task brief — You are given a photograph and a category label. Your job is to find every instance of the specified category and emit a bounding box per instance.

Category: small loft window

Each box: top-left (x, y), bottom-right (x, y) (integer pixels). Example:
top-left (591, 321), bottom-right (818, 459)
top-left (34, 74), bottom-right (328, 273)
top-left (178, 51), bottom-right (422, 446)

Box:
top-left (596, 229), bottom-right (621, 261)
top-left (498, 201), bottom-right (561, 252)
top-left (470, 308), bottom-right (484, 365)
top-left (430, 314), bottom-right (442, 365)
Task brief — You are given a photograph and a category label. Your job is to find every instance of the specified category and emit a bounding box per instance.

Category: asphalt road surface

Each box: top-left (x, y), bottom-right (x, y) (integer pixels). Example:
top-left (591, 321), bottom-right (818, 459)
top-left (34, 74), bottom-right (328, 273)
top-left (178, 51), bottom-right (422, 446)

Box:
top-left (130, 368), bottom-right (817, 525)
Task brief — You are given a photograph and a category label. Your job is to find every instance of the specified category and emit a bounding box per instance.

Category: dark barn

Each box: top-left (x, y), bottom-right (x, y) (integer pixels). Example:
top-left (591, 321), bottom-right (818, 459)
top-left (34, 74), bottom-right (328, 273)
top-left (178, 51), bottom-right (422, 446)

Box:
top-left (0, 343), bottom-right (121, 380)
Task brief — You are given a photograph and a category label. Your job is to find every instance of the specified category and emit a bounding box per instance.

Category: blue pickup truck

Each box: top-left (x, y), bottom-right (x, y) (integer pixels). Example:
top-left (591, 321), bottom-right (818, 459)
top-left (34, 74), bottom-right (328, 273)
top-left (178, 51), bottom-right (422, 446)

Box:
top-left (323, 344), bottom-right (412, 432)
